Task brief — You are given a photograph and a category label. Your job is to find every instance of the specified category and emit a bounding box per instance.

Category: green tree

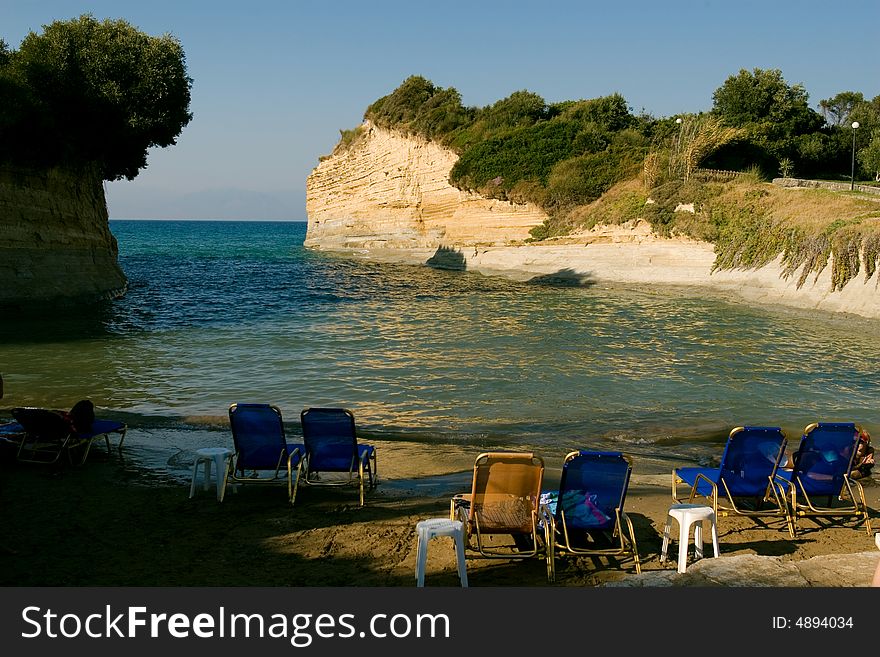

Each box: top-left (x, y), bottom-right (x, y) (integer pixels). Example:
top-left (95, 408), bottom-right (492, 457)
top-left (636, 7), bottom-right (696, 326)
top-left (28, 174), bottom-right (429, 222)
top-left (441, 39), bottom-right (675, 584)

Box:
top-left (712, 68), bottom-right (822, 134)
top-left (818, 91), bottom-right (865, 127)
top-left (709, 68), bottom-right (825, 175)
top-left (409, 87), bottom-right (473, 139)
top-left (556, 93), bottom-right (635, 132)
top-left (849, 98), bottom-right (880, 134)
top-left (2, 14), bottom-right (192, 180)
top-left (365, 75), bottom-right (438, 127)
top-left (478, 90), bottom-right (548, 130)
top-left (858, 129), bottom-right (880, 181)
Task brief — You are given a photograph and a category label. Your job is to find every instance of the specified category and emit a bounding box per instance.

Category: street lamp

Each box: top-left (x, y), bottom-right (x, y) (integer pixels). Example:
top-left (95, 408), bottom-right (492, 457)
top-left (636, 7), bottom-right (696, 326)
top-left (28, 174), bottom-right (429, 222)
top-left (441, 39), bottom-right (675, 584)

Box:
top-left (851, 121), bottom-right (860, 191)
top-left (674, 117), bottom-right (683, 180)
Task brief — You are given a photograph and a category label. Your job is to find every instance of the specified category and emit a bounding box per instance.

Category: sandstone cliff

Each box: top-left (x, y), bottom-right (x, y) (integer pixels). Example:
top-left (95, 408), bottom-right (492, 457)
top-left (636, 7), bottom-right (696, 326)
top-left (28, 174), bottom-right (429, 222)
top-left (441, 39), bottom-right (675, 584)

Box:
top-left (0, 167), bottom-right (127, 309)
top-left (305, 121), bottom-right (547, 249)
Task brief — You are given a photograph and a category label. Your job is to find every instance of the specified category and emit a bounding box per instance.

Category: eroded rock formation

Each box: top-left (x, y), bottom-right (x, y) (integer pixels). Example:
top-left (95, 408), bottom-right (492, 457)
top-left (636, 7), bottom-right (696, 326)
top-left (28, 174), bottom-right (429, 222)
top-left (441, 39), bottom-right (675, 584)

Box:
top-left (0, 167), bottom-right (127, 309)
top-left (305, 121), bottom-right (546, 249)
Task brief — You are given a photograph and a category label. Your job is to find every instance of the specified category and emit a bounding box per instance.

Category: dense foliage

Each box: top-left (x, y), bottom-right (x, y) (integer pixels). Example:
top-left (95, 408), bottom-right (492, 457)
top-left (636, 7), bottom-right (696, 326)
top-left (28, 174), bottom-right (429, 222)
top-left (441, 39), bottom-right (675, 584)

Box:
top-left (365, 76), bottom-right (650, 214)
top-left (362, 71), bottom-right (880, 204)
top-left (706, 68), bottom-right (880, 180)
top-left (0, 15), bottom-right (192, 180)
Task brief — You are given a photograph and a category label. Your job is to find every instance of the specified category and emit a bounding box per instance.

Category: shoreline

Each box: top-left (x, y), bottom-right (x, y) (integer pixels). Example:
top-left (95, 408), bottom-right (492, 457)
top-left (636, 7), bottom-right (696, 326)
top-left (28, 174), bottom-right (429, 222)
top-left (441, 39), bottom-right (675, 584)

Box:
top-left (307, 225), bottom-right (880, 321)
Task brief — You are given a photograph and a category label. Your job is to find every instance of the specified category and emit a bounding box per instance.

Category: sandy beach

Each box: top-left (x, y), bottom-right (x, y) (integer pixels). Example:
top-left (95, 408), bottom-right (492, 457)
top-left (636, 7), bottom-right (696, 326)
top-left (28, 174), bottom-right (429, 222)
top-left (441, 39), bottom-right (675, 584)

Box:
top-left (2, 438), bottom-right (877, 588)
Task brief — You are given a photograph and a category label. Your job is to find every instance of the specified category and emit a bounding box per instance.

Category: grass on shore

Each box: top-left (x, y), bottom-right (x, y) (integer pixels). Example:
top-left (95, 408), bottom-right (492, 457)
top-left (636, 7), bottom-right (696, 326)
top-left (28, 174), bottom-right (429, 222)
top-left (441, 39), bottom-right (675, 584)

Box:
top-left (533, 176), bottom-right (880, 291)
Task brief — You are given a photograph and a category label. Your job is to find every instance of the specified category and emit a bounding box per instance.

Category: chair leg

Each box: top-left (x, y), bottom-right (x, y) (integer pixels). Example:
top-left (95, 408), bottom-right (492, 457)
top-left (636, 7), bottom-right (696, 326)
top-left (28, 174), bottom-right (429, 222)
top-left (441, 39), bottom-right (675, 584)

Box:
top-left (189, 459), bottom-right (201, 499)
top-left (289, 458), bottom-right (303, 506)
top-left (203, 457), bottom-right (212, 492)
top-left (694, 522), bottom-right (704, 560)
top-left (454, 528), bottom-right (468, 587)
top-left (73, 439), bottom-right (93, 466)
top-left (219, 457), bottom-right (230, 503)
top-left (415, 530), bottom-right (428, 587)
top-left (211, 453), bottom-right (228, 501)
top-left (677, 521), bottom-right (689, 574)
top-left (660, 515), bottom-right (672, 563)
top-left (622, 512), bottom-right (642, 574)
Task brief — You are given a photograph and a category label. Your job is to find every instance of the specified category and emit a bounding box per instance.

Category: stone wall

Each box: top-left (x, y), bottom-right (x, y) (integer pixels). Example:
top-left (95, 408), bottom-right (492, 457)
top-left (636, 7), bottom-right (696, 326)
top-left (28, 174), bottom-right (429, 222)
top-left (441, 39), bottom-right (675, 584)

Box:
top-left (772, 177), bottom-right (880, 195)
top-left (305, 121), bottom-right (547, 250)
top-left (0, 166), bottom-right (127, 309)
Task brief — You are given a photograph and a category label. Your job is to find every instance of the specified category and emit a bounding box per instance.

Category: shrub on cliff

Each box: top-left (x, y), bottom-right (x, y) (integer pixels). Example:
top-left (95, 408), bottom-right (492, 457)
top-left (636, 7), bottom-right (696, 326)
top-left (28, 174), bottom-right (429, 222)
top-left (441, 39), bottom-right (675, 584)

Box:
top-left (365, 75), bottom-right (474, 142)
top-left (362, 77), bottom-right (648, 210)
top-left (0, 14), bottom-right (192, 181)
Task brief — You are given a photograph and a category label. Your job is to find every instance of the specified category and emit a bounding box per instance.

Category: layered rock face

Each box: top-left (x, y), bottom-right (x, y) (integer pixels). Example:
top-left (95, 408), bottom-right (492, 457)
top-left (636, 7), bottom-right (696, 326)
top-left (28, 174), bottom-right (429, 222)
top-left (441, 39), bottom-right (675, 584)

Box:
top-left (0, 167), bottom-right (127, 308)
top-left (305, 122), bottom-right (547, 249)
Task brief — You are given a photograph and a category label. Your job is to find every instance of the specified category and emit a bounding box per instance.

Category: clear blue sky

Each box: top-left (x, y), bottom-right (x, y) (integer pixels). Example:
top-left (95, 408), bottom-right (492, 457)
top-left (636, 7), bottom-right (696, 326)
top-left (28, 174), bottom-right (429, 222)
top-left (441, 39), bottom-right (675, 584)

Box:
top-left (2, 0), bottom-right (878, 220)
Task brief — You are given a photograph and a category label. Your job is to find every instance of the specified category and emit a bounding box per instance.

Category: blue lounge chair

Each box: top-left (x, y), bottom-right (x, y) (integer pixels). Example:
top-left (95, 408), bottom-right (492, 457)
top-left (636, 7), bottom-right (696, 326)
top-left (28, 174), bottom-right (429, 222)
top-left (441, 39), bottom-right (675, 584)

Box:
top-left (226, 403), bottom-right (304, 505)
top-left (672, 426), bottom-right (792, 536)
top-left (775, 422), bottom-right (872, 536)
top-left (79, 419), bottom-right (128, 455)
top-left (540, 451), bottom-right (640, 581)
top-left (66, 399), bottom-right (127, 459)
top-left (299, 407), bottom-right (376, 506)
top-left (12, 407), bottom-right (76, 465)
top-left (0, 419), bottom-right (26, 448)
top-left (11, 404), bottom-right (127, 465)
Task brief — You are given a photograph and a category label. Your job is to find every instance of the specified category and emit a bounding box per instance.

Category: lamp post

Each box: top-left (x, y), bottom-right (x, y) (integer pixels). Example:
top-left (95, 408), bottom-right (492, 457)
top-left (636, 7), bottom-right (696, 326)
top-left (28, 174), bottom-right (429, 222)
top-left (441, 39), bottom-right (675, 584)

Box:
top-left (851, 121), bottom-right (860, 191)
top-left (675, 117), bottom-right (683, 180)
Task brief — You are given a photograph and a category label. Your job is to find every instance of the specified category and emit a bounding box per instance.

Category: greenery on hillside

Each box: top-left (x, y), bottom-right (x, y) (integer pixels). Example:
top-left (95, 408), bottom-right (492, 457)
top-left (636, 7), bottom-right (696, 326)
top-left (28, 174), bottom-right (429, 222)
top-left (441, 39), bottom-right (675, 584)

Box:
top-left (0, 14), bottom-right (192, 181)
top-left (355, 70), bottom-right (880, 290)
top-left (364, 76), bottom-right (653, 211)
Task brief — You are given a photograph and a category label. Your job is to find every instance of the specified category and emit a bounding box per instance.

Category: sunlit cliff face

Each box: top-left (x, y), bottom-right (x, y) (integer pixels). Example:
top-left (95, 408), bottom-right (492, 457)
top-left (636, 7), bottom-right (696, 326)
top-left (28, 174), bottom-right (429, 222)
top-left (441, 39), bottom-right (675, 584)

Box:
top-left (305, 121), bottom-right (546, 250)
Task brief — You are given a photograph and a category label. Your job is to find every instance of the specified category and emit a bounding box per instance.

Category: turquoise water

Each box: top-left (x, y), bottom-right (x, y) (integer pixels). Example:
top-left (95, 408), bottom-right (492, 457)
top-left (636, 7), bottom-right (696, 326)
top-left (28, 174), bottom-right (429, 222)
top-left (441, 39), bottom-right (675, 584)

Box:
top-left (2, 220), bottom-right (879, 478)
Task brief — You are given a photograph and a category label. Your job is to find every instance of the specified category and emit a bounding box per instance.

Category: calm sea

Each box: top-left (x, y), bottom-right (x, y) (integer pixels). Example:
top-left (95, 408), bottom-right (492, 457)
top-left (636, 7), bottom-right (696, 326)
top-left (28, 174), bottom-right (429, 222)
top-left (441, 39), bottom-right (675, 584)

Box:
top-left (2, 220), bottom-right (879, 480)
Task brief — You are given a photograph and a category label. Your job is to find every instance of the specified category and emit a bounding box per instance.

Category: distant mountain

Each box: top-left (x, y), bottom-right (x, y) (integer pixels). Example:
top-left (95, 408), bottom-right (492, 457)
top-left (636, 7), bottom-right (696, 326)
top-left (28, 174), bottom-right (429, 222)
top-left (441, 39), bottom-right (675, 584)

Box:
top-left (106, 184), bottom-right (306, 220)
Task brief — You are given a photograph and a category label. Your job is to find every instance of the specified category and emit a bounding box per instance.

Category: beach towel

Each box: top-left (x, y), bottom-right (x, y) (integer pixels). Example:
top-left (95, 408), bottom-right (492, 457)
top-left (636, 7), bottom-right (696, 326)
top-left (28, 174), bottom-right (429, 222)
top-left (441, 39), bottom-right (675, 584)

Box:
top-left (540, 490), bottom-right (612, 528)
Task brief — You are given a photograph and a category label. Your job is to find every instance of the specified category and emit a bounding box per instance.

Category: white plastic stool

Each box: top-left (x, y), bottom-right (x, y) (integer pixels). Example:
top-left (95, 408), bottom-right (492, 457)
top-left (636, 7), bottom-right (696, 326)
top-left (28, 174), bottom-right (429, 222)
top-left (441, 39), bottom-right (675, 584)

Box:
top-left (660, 503), bottom-right (720, 573)
top-left (189, 447), bottom-right (234, 502)
top-left (415, 518), bottom-right (468, 587)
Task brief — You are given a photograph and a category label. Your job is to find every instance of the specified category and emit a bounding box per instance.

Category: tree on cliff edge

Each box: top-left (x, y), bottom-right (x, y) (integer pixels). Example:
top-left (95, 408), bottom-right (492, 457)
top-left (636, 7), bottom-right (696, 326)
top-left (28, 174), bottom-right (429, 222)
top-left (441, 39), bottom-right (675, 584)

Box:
top-left (0, 14), bottom-right (192, 180)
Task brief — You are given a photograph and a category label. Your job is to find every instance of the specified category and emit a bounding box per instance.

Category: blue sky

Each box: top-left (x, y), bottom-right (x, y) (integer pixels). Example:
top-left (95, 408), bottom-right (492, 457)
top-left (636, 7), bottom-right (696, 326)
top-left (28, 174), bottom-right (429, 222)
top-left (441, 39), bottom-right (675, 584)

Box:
top-left (2, 0), bottom-right (878, 220)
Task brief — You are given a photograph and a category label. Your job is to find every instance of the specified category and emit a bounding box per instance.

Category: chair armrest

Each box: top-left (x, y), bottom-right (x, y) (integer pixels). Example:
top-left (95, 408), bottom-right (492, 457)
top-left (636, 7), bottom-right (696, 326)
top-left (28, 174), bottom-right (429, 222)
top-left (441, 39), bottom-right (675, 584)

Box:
top-left (538, 502), bottom-right (555, 532)
top-left (450, 493), bottom-right (469, 521)
top-left (286, 446), bottom-right (302, 467)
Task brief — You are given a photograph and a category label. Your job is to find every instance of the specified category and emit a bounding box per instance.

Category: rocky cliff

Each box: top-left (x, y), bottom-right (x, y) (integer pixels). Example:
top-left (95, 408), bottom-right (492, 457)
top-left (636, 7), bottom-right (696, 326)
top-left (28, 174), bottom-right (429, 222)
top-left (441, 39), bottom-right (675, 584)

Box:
top-left (305, 121), bottom-right (547, 249)
top-left (0, 166), bottom-right (127, 309)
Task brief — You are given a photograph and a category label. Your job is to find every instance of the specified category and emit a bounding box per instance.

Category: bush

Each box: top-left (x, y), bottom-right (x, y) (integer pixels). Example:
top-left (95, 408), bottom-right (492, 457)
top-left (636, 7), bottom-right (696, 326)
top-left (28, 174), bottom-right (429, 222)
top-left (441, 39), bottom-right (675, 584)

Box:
top-left (0, 14), bottom-right (192, 180)
top-left (547, 143), bottom-right (644, 209)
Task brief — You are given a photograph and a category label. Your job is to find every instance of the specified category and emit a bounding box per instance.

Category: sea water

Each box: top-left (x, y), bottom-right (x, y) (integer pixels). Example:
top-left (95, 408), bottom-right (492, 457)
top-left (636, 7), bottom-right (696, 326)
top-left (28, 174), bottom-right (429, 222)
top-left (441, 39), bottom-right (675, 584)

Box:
top-left (2, 220), bottom-right (879, 480)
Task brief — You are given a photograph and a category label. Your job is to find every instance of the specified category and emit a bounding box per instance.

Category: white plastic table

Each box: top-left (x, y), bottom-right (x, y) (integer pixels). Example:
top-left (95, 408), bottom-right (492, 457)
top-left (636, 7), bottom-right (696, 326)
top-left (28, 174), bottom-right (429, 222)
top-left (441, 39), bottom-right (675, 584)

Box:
top-left (660, 503), bottom-right (720, 573)
top-left (415, 518), bottom-right (468, 587)
top-left (189, 447), bottom-right (234, 502)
